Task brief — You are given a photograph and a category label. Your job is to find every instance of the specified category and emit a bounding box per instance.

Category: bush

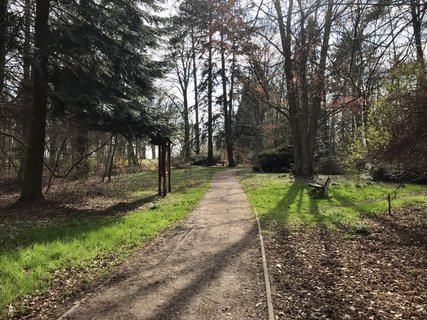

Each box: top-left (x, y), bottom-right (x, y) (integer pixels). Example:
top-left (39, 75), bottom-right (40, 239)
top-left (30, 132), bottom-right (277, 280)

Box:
top-left (253, 145), bottom-right (294, 173)
top-left (316, 156), bottom-right (345, 175)
top-left (370, 166), bottom-right (427, 184)
top-left (190, 153), bottom-right (221, 166)
top-left (370, 166), bottom-right (399, 182)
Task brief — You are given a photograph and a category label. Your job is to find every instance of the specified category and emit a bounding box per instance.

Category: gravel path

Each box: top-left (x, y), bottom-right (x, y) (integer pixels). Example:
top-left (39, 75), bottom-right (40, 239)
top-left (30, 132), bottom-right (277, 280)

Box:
top-left (61, 169), bottom-right (266, 320)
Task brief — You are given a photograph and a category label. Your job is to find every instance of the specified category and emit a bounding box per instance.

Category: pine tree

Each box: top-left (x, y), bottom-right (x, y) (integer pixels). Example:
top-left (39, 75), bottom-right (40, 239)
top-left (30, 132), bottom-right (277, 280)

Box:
top-left (19, 0), bottom-right (172, 202)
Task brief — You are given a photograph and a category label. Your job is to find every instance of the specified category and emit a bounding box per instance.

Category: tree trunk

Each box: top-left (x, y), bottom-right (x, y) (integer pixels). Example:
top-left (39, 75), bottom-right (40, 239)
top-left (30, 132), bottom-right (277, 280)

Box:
top-left (151, 144), bottom-right (156, 159)
top-left (72, 124), bottom-right (90, 179)
top-left (107, 136), bottom-right (117, 183)
top-left (17, 0), bottom-right (33, 179)
top-left (127, 138), bottom-right (138, 166)
top-left (139, 141), bottom-right (146, 160)
top-left (191, 27), bottom-right (200, 155)
top-left (0, 0), bottom-right (7, 96)
top-left (19, 0), bottom-right (50, 202)
top-left (274, 0), bottom-right (302, 174)
top-left (182, 86), bottom-right (191, 160)
top-left (410, 0), bottom-right (425, 67)
top-left (220, 31), bottom-right (236, 167)
top-left (207, 24), bottom-right (214, 165)
top-left (175, 39), bottom-right (191, 161)
top-left (274, 0), bottom-right (334, 178)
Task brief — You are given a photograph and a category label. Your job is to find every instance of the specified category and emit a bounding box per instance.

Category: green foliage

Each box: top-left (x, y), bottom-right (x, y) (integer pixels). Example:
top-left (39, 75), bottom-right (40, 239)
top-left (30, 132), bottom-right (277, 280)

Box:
top-left (344, 112), bottom-right (391, 168)
top-left (370, 165), bottom-right (402, 182)
top-left (190, 153), bottom-right (221, 166)
top-left (253, 145), bottom-right (294, 173)
top-left (239, 171), bottom-right (427, 228)
top-left (315, 156), bottom-right (345, 175)
top-left (234, 81), bottom-right (266, 152)
top-left (0, 167), bottom-right (220, 314)
top-left (49, 0), bottom-right (172, 139)
top-left (351, 224), bottom-right (371, 236)
top-left (345, 62), bottom-right (425, 172)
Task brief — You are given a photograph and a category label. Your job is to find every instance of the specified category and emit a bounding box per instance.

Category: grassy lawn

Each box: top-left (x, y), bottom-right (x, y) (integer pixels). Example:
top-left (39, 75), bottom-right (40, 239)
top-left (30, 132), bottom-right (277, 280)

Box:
top-left (239, 172), bottom-right (427, 228)
top-left (0, 167), bottom-right (221, 315)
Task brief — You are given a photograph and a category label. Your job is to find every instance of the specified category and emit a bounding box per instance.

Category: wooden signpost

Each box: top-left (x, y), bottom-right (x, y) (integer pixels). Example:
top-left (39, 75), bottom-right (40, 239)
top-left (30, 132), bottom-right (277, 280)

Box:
top-left (150, 137), bottom-right (172, 197)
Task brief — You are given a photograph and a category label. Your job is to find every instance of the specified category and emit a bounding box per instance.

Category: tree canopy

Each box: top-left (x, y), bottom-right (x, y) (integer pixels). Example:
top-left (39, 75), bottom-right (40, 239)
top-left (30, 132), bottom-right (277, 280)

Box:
top-left (0, 0), bottom-right (425, 202)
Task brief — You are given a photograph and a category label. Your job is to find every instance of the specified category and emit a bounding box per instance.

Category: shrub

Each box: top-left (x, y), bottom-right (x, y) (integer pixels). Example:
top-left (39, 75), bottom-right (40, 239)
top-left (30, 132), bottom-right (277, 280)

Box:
top-left (190, 153), bottom-right (221, 166)
top-left (370, 165), bottom-right (427, 184)
top-left (316, 156), bottom-right (345, 175)
top-left (370, 166), bottom-right (396, 182)
top-left (253, 145), bottom-right (294, 173)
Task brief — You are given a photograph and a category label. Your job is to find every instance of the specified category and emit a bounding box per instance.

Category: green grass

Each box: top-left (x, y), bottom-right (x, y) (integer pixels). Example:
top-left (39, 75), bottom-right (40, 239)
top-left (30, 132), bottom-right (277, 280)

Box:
top-left (0, 167), bottom-right (221, 315)
top-left (239, 172), bottom-right (427, 228)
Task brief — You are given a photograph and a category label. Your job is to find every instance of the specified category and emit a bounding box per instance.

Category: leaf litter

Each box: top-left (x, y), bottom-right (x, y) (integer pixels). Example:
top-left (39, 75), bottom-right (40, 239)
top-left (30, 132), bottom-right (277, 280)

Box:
top-left (265, 205), bottom-right (426, 320)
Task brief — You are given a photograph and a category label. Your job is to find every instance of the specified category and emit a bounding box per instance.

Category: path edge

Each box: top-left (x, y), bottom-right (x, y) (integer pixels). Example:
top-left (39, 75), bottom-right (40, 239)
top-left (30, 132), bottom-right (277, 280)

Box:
top-left (254, 207), bottom-right (275, 320)
top-left (237, 171), bottom-right (274, 320)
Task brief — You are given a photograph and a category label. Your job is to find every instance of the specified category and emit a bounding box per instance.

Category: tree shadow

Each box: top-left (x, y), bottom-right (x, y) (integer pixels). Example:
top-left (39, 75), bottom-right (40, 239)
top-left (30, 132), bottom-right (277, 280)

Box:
top-left (364, 210), bottom-right (427, 248)
top-left (258, 180), bottom-right (426, 318)
top-left (259, 180), bottom-right (340, 228)
top-left (323, 189), bottom-right (427, 248)
top-left (0, 194), bottom-right (158, 255)
top-left (258, 180), bottom-right (304, 226)
top-left (146, 225), bottom-right (259, 320)
top-left (68, 223), bottom-right (261, 319)
top-left (259, 184), bottom-right (360, 318)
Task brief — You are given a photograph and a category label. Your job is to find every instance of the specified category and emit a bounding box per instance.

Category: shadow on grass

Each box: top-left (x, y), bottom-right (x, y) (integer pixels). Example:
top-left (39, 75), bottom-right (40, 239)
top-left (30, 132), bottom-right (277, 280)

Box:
top-left (258, 181), bottom-right (304, 225)
top-left (0, 194), bottom-right (158, 255)
top-left (258, 180), bottom-right (338, 228)
top-left (264, 194), bottom-right (347, 318)
top-left (0, 168), bottom-right (221, 256)
top-left (315, 188), bottom-right (426, 248)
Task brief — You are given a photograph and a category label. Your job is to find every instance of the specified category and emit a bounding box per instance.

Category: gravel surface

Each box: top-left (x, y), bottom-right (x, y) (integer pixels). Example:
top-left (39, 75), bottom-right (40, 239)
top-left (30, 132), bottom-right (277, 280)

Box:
top-left (59, 169), bottom-right (267, 320)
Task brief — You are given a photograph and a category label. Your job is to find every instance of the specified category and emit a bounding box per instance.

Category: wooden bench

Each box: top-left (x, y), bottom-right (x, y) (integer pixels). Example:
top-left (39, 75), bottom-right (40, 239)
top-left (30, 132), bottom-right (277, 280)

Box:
top-left (309, 177), bottom-right (331, 197)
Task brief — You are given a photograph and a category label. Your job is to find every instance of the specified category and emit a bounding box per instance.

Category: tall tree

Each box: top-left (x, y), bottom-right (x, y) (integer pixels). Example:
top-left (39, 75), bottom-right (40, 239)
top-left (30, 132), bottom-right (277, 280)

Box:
top-left (179, 0), bottom-right (217, 165)
top-left (219, 29), bottom-right (235, 166)
top-left (19, 0), bottom-right (50, 201)
top-left (206, 11), bottom-right (215, 165)
top-left (274, 0), bottom-right (334, 177)
top-left (410, 0), bottom-right (425, 67)
top-left (18, 0), bottom-right (172, 202)
top-left (169, 18), bottom-right (192, 160)
top-left (191, 27), bottom-right (201, 155)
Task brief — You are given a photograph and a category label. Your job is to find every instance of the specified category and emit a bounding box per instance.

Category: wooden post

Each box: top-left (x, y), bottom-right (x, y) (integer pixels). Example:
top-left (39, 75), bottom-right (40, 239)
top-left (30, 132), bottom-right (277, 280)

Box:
top-left (158, 144), bottom-right (162, 196)
top-left (168, 142), bottom-right (171, 193)
top-left (387, 194), bottom-right (392, 215)
top-left (162, 143), bottom-right (167, 197)
top-left (151, 138), bottom-right (171, 197)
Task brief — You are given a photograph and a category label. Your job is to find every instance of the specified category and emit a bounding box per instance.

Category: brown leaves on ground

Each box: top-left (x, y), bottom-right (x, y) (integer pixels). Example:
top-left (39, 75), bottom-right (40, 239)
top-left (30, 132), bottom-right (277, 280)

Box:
top-left (0, 174), bottom-right (155, 320)
top-left (6, 253), bottom-right (123, 320)
top-left (266, 205), bottom-right (426, 320)
top-left (0, 173), bottom-right (156, 240)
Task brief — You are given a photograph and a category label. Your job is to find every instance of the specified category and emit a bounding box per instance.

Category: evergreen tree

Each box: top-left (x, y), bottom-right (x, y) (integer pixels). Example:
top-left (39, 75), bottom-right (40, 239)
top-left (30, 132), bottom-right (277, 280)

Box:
top-left (19, 0), bottom-right (171, 202)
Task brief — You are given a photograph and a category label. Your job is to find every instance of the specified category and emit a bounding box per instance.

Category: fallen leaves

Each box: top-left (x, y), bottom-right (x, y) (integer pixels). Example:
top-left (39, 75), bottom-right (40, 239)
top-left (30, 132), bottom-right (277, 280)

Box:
top-left (265, 205), bottom-right (427, 320)
top-left (5, 253), bottom-right (123, 320)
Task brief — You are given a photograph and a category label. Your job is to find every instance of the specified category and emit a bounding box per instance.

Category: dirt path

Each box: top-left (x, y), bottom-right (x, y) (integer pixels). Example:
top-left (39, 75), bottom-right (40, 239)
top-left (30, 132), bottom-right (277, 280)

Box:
top-left (60, 169), bottom-right (266, 320)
